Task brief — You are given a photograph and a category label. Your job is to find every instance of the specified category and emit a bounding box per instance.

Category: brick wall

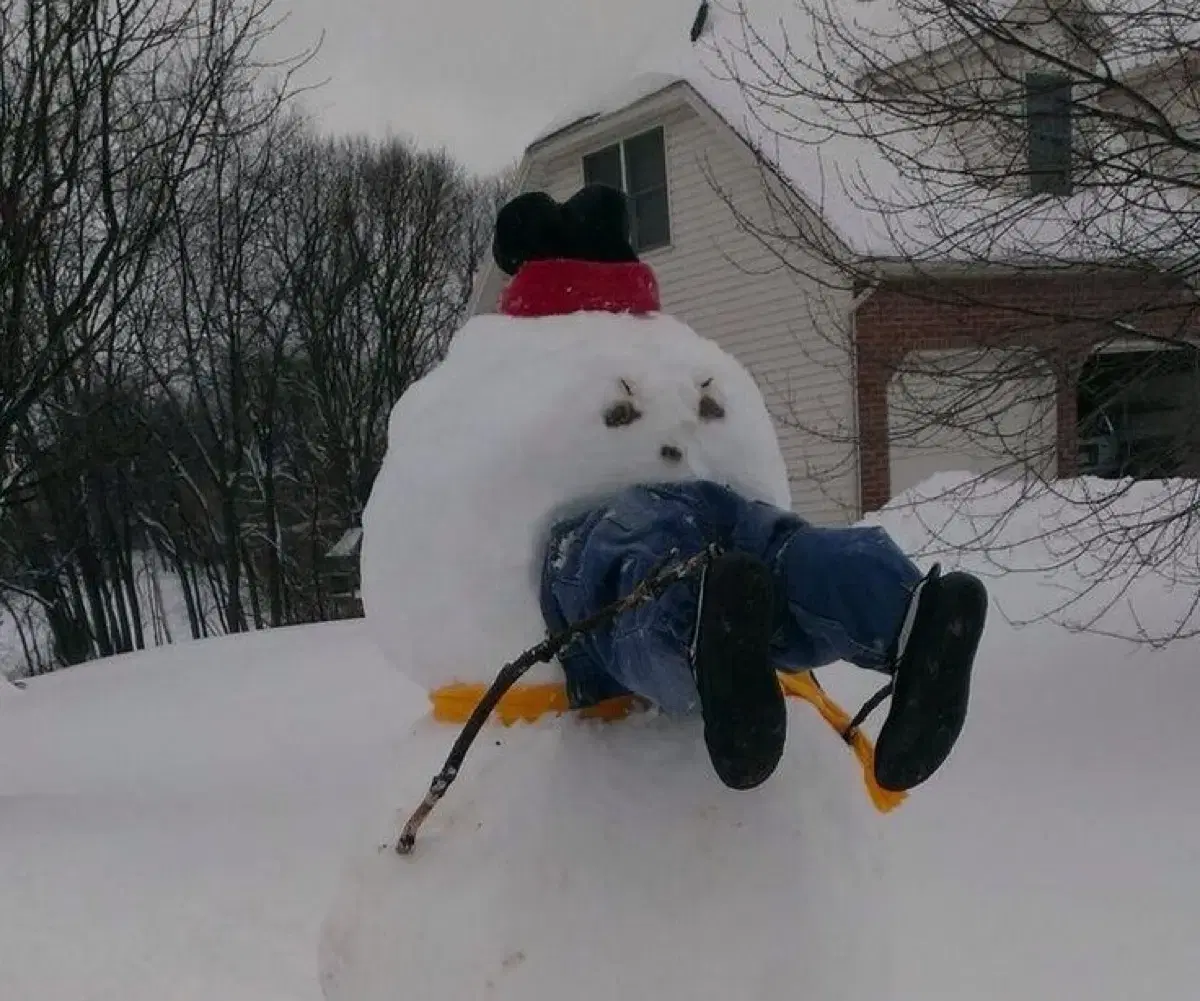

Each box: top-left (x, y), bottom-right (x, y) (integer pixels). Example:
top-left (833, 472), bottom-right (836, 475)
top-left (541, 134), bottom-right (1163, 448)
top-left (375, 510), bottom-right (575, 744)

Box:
top-left (855, 271), bottom-right (1199, 511)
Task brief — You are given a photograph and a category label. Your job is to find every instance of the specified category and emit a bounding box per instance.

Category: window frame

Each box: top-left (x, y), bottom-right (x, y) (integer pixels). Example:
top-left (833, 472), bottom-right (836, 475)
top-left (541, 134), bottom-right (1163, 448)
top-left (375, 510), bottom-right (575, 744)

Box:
top-left (1025, 72), bottom-right (1074, 197)
top-left (582, 126), bottom-right (672, 254)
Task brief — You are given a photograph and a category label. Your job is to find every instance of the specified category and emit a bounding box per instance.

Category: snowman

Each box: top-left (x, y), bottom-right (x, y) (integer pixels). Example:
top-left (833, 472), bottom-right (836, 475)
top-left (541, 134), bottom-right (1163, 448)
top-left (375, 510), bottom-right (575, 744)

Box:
top-left (318, 185), bottom-right (987, 1001)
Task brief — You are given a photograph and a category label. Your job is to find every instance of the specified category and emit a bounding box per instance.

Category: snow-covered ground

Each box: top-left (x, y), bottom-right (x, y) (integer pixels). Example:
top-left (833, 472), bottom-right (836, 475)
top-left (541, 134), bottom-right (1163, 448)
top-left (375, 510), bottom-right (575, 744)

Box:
top-left (3, 475), bottom-right (1199, 1000)
top-left (859, 475), bottom-right (1200, 1000)
top-left (0, 621), bottom-right (423, 1001)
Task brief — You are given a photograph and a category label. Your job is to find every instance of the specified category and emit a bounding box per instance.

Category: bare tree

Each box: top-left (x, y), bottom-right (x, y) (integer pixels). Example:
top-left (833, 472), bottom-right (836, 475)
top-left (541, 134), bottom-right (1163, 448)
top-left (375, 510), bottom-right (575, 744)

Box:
top-left (144, 107), bottom-right (302, 634)
top-left (263, 135), bottom-right (495, 618)
top-left (0, 0), bottom-right (312, 665)
top-left (701, 0), bottom-right (1200, 640)
top-left (0, 0), bottom-right (505, 677)
top-left (0, 0), bottom-right (309, 510)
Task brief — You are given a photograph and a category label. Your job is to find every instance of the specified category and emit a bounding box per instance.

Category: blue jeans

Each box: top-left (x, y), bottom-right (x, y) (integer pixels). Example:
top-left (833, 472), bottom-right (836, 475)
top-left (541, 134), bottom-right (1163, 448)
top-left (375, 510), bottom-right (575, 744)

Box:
top-left (539, 481), bottom-right (923, 713)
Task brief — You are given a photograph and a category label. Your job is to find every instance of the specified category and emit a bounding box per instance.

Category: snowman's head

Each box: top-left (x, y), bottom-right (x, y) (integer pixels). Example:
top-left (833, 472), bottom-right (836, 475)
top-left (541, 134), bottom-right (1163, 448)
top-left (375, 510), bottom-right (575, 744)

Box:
top-left (602, 372), bottom-right (723, 469)
top-left (421, 310), bottom-right (791, 527)
top-left (481, 183), bottom-right (789, 507)
top-left (360, 186), bottom-right (791, 690)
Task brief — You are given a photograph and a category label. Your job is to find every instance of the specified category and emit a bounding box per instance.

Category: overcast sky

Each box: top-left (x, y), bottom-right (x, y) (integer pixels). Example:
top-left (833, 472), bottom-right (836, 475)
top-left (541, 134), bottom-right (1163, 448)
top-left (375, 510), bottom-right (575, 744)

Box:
top-left (268, 0), bottom-right (698, 176)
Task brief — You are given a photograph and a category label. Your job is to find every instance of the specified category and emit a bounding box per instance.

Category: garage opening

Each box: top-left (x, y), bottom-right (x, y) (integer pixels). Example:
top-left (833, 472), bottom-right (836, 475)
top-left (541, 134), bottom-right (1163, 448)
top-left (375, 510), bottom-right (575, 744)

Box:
top-left (1076, 347), bottom-right (1200, 478)
top-left (888, 348), bottom-right (1058, 499)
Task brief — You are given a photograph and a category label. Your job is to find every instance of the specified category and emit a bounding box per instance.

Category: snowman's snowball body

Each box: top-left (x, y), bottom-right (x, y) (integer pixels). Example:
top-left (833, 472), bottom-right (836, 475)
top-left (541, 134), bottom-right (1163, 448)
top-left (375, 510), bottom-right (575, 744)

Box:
top-left (327, 308), bottom-right (893, 1001)
top-left (360, 310), bottom-right (791, 691)
top-left (318, 711), bottom-right (893, 1001)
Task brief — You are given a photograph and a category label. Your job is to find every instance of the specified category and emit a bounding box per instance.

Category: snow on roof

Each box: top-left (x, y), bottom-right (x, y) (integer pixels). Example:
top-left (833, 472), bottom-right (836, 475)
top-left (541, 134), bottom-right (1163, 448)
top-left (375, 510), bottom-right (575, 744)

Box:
top-left (527, 0), bottom-right (1198, 265)
top-left (1097, 0), bottom-right (1200, 76)
top-left (531, 73), bottom-right (687, 145)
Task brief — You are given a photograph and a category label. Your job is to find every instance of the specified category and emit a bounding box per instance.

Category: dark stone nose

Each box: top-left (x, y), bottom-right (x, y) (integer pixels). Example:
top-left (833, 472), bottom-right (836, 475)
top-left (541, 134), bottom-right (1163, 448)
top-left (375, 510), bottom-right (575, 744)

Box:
top-left (660, 444), bottom-right (683, 463)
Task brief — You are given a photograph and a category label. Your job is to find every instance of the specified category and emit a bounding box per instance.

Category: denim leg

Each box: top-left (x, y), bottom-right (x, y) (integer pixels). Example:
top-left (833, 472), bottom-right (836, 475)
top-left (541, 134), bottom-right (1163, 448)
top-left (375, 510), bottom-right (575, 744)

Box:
top-left (541, 481), bottom-right (925, 709)
top-left (541, 485), bottom-right (714, 714)
top-left (768, 523), bottom-right (923, 674)
top-left (606, 541), bottom-right (704, 715)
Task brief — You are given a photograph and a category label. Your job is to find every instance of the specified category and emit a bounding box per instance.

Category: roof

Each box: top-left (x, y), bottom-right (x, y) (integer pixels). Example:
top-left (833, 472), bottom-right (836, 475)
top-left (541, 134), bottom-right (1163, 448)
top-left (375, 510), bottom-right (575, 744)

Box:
top-left (1101, 0), bottom-right (1200, 77)
top-left (525, 0), bottom-right (1198, 266)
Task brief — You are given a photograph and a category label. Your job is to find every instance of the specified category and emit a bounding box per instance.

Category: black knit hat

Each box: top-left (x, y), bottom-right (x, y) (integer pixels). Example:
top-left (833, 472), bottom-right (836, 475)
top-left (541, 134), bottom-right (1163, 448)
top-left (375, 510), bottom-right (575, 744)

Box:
top-left (493, 184), bottom-right (638, 277)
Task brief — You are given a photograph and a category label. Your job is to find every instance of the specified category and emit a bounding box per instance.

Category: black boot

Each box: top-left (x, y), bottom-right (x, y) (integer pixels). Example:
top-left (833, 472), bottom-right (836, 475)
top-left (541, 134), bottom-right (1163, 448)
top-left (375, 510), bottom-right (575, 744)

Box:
top-left (873, 565), bottom-right (988, 792)
top-left (691, 551), bottom-right (787, 790)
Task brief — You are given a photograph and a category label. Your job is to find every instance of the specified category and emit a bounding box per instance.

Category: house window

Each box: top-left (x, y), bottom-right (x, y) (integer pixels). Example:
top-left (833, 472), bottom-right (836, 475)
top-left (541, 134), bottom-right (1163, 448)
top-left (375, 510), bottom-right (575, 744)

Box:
top-left (1026, 73), bottom-right (1073, 196)
top-left (1076, 348), bottom-right (1200, 479)
top-left (582, 127), bottom-right (670, 252)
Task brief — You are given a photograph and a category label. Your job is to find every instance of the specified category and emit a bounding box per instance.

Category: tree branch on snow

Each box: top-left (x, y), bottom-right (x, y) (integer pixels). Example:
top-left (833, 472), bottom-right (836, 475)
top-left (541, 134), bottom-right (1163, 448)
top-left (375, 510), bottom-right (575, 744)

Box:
top-left (396, 546), bottom-right (721, 856)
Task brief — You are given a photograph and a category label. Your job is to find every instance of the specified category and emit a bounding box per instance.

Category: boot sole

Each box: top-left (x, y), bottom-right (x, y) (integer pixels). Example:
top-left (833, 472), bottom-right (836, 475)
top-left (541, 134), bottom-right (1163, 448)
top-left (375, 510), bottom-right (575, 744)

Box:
top-left (693, 553), bottom-right (787, 790)
top-left (874, 572), bottom-right (987, 792)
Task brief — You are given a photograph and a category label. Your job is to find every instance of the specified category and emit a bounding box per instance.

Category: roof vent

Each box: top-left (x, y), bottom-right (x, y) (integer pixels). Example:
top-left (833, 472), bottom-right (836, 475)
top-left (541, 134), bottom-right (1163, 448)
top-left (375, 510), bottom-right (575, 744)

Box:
top-left (689, 0), bottom-right (710, 43)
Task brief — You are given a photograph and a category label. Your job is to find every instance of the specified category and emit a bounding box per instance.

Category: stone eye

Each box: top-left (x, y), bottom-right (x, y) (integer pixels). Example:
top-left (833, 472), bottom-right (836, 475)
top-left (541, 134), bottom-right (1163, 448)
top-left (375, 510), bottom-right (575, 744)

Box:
top-left (604, 400), bottom-right (642, 428)
top-left (699, 394), bottom-right (725, 421)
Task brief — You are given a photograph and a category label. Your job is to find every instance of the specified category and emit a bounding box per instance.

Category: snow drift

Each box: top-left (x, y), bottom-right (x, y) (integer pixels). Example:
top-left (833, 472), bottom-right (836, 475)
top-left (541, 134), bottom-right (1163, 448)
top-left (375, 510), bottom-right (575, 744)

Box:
top-left (873, 471), bottom-right (1200, 640)
top-left (0, 621), bottom-right (422, 1001)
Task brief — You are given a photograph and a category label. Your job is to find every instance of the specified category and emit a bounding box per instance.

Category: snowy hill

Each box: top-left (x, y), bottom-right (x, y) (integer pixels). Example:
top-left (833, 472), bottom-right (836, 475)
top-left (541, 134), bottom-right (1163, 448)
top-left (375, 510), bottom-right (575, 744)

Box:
top-left (3, 475), bottom-right (1199, 1000)
top-left (0, 621), bottom-right (423, 1001)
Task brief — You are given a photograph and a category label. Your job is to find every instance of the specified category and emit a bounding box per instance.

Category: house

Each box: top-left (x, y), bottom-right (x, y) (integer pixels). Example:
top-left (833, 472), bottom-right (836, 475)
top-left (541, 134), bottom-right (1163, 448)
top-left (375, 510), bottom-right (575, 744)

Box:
top-left (470, 0), bottom-right (1200, 523)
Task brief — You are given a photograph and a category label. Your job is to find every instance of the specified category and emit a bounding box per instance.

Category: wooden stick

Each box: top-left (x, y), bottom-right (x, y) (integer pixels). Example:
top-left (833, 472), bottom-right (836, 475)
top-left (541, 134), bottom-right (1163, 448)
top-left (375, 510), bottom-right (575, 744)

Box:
top-left (395, 545), bottom-right (718, 855)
